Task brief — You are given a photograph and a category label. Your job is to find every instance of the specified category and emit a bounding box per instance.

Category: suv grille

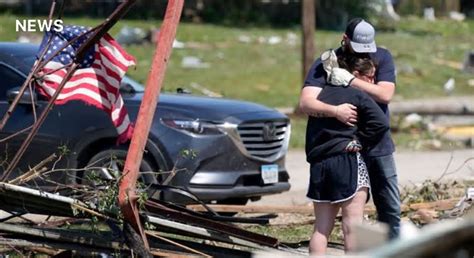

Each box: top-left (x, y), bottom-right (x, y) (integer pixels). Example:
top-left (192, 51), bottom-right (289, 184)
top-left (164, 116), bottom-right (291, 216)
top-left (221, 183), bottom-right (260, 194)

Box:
top-left (237, 121), bottom-right (290, 161)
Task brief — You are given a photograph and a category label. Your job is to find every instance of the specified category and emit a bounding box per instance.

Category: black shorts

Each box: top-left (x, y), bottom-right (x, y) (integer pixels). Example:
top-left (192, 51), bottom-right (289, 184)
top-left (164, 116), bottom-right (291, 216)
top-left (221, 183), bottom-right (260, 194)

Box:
top-left (306, 152), bottom-right (370, 203)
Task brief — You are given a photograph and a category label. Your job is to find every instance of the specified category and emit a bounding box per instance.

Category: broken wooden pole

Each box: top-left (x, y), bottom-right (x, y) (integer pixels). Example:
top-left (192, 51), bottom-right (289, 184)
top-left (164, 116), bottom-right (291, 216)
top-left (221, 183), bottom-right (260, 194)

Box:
top-left (118, 0), bottom-right (184, 251)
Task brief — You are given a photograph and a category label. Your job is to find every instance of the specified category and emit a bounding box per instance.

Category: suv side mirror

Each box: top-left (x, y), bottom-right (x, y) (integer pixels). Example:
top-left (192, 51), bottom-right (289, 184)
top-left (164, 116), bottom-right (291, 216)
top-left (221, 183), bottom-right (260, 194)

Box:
top-left (7, 87), bottom-right (37, 105)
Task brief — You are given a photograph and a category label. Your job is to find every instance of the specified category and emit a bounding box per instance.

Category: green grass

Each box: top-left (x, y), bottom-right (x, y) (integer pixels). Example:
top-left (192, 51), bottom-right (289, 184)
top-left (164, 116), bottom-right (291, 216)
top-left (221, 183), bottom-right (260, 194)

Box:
top-left (244, 220), bottom-right (344, 245)
top-left (245, 224), bottom-right (314, 244)
top-left (1, 14), bottom-right (472, 149)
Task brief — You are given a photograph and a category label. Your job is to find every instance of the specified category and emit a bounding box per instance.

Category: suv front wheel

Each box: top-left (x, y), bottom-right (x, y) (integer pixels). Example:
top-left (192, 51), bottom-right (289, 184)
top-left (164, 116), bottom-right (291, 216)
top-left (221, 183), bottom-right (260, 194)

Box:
top-left (82, 148), bottom-right (158, 186)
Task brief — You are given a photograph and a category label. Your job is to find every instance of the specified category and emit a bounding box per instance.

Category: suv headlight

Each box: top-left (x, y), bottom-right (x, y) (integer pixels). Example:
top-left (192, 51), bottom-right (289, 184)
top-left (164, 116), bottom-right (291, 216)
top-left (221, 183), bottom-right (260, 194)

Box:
top-left (161, 119), bottom-right (233, 135)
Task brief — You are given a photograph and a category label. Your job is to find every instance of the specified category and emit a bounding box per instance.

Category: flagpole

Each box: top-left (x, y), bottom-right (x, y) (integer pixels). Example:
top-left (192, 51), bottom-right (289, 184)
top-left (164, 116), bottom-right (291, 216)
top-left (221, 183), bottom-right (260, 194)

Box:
top-left (0, 0), bottom-right (58, 131)
top-left (0, 0), bottom-right (137, 182)
top-left (118, 0), bottom-right (184, 252)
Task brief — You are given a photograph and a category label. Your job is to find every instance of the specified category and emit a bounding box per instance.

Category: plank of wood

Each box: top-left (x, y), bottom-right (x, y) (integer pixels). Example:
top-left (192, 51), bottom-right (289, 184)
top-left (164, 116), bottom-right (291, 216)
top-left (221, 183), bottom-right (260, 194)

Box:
top-left (0, 223), bottom-right (121, 249)
top-left (186, 198), bottom-right (459, 215)
top-left (389, 97), bottom-right (474, 115)
top-left (408, 198), bottom-right (459, 211)
top-left (186, 204), bottom-right (314, 215)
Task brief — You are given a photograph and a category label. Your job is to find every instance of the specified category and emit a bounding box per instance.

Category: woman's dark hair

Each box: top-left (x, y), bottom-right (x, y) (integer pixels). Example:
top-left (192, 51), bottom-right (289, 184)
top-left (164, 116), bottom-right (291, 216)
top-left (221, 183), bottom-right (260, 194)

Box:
top-left (337, 53), bottom-right (377, 77)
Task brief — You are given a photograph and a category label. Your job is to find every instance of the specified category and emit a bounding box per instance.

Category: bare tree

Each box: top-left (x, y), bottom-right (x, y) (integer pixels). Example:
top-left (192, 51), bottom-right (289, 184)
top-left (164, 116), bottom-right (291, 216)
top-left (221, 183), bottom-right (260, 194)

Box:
top-left (301, 0), bottom-right (316, 82)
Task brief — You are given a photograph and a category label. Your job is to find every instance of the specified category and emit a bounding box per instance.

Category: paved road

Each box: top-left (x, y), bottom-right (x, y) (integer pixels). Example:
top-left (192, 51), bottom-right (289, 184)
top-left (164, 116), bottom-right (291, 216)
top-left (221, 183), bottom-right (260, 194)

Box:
top-left (255, 149), bottom-right (474, 206)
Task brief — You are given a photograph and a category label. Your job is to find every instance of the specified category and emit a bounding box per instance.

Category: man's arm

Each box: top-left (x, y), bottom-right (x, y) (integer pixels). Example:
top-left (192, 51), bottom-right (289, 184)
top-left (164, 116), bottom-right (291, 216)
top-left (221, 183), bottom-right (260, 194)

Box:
top-left (330, 48), bottom-right (396, 104)
top-left (299, 86), bottom-right (358, 126)
top-left (350, 79), bottom-right (395, 104)
top-left (352, 48), bottom-right (396, 104)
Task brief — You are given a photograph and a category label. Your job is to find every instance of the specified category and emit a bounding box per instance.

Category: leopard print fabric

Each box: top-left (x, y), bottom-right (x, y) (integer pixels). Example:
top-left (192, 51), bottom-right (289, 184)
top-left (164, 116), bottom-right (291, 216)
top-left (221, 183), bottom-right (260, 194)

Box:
top-left (356, 152), bottom-right (370, 189)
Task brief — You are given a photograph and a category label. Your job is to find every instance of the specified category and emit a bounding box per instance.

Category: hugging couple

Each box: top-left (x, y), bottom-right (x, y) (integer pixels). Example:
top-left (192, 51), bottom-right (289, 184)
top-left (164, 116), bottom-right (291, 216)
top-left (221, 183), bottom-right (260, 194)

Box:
top-left (299, 18), bottom-right (400, 255)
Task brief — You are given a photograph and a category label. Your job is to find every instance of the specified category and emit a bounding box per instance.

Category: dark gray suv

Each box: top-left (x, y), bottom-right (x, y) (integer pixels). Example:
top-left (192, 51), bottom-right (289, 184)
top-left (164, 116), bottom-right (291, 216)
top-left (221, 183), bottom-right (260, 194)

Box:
top-left (0, 43), bottom-right (291, 205)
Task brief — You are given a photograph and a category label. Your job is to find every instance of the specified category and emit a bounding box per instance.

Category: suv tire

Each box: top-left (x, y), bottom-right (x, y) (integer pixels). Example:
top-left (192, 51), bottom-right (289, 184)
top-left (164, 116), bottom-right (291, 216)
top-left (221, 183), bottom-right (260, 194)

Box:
top-left (83, 148), bottom-right (158, 185)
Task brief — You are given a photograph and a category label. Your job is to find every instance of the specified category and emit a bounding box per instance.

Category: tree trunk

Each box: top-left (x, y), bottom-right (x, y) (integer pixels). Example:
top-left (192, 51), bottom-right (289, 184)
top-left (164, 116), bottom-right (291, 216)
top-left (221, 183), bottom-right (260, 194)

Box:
top-left (301, 0), bottom-right (316, 82)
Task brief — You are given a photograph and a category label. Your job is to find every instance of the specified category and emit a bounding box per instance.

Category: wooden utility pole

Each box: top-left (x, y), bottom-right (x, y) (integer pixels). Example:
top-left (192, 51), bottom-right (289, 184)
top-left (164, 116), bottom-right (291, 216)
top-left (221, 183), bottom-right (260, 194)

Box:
top-left (442, 0), bottom-right (460, 15)
top-left (118, 0), bottom-right (184, 252)
top-left (301, 0), bottom-right (315, 81)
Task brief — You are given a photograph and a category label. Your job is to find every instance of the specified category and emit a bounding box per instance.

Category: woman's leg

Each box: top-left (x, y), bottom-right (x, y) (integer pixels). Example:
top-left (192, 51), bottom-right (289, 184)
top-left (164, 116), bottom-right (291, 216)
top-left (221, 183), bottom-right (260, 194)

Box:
top-left (341, 188), bottom-right (368, 253)
top-left (310, 202), bottom-right (341, 255)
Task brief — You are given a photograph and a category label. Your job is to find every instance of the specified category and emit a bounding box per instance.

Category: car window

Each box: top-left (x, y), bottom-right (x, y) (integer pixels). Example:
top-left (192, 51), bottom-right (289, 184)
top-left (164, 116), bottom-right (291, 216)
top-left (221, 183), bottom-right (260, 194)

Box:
top-left (121, 76), bottom-right (145, 93)
top-left (0, 63), bottom-right (25, 101)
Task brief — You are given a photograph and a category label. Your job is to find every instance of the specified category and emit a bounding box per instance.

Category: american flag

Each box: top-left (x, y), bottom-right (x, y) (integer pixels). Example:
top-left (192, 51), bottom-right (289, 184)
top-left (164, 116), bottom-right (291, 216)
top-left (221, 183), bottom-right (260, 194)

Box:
top-left (35, 25), bottom-right (136, 143)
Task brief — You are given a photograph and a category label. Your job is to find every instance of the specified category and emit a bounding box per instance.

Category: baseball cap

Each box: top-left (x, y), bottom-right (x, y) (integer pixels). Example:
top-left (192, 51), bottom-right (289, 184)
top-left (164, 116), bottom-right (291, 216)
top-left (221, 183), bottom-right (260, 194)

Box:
top-left (345, 18), bottom-right (377, 53)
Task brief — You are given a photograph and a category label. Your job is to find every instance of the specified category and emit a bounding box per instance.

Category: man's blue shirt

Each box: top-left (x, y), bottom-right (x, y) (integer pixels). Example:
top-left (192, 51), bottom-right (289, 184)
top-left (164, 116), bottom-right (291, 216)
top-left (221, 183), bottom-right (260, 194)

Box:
top-left (304, 47), bottom-right (396, 157)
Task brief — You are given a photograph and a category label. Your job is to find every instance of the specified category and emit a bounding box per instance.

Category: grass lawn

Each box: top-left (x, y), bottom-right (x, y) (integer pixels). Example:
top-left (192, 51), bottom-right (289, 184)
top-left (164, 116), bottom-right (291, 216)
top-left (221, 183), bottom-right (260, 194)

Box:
top-left (1, 14), bottom-right (472, 149)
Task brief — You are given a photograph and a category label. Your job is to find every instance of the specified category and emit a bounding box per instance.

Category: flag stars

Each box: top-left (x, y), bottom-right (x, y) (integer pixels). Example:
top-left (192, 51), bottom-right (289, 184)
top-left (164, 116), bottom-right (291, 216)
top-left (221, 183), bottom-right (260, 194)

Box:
top-left (39, 25), bottom-right (96, 67)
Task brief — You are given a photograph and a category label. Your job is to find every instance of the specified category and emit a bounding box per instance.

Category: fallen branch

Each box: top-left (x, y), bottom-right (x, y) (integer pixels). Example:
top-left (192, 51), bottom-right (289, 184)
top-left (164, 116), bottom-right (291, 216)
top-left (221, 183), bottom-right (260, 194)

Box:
top-left (8, 153), bottom-right (57, 185)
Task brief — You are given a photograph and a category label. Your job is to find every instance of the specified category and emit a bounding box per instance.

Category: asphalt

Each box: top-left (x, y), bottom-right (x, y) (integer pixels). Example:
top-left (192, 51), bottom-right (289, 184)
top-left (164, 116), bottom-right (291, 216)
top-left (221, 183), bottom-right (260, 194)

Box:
top-left (255, 148), bottom-right (474, 206)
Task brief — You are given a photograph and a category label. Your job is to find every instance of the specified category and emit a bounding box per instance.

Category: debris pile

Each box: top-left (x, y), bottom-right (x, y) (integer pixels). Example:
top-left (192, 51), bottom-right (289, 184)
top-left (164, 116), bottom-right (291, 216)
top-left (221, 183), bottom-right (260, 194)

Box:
top-left (0, 171), bottom-right (306, 256)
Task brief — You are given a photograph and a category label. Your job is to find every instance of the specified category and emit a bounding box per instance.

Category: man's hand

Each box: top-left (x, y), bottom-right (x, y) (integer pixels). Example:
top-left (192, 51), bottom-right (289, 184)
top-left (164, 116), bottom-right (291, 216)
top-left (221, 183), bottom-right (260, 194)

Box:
top-left (335, 103), bottom-right (357, 126)
top-left (330, 68), bottom-right (355, 87)
top-left (321, 49), bottom-right (338, 77)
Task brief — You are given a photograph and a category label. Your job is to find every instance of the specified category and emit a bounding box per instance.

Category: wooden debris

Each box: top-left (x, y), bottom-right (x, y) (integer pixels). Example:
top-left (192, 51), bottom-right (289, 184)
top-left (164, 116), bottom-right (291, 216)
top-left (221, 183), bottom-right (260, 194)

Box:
top-left (8, 153), bottom-right (57, 185)
top-left (389, 97), bottom-right (474, 115)
top-left (407, 198), bottom-right (459, 211)
top-left (433, 58), bottom-right (463, 70)
top-left (146, 231), bottom-right (212, 257)
top-left (0, 238), bottom-right (115, 255)
top-left (187, 204), bottom-right (314, 215)
top-left (0, 182), bottom-right (89, 217)
top-left (412, 209), bottom-right (439, 224)
top-left (0, 223), bottom-right (122, 250)
top-left (187, 198), bottom-right (460, 215)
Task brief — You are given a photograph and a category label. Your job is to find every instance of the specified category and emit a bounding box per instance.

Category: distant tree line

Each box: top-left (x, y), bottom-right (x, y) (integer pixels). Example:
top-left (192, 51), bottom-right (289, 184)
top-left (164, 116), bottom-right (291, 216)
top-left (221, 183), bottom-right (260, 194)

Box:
top-left (1, 0), bottom-right (472, 28)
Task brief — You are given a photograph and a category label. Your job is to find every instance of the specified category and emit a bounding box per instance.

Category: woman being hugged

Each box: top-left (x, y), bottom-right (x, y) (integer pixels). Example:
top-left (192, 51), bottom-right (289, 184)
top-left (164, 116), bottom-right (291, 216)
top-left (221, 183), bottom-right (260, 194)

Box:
top-left (304, 51), bottom-right (389, 254)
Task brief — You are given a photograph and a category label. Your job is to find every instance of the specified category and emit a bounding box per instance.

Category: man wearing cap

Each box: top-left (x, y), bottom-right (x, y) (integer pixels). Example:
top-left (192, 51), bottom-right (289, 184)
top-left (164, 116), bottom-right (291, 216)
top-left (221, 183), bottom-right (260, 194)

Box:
top-left (299, 18), bottom-right (400, 240)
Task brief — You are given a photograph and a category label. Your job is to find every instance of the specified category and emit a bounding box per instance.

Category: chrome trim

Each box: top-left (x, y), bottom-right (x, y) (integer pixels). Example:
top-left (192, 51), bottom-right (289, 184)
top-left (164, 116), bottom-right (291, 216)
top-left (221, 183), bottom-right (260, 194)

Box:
top-left (223, 120), bottom-right (290, 163)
